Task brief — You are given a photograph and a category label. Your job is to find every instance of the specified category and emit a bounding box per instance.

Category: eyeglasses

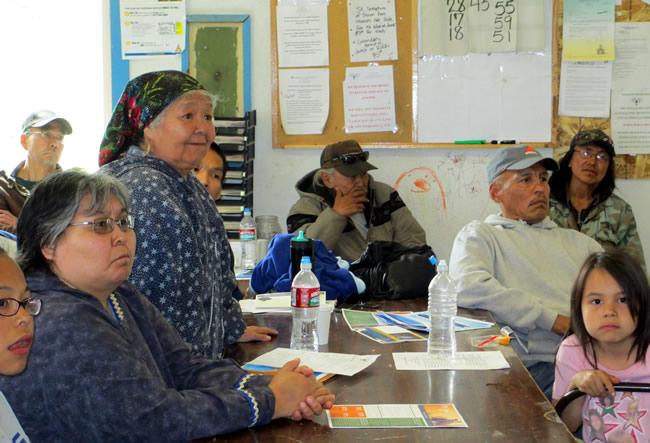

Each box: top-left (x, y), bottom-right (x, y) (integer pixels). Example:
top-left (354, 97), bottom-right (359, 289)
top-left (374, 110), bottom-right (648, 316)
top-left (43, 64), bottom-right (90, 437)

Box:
top-left (0, 297), bottom-right (42, 317)
top-left (68, 215), bottom-right (135, 235)
top-left (28, 130), bottom-right (65, 143)
top-left (330, 151), bottom-right (370, 165)
top-left (574, 148), bottom-right (610, 162)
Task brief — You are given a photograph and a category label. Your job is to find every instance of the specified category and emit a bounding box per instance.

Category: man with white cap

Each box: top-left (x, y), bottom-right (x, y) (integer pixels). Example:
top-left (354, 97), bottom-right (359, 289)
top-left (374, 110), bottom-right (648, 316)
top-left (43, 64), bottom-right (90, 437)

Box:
top-left (449, 145), bottom-right (602, 399)
top-left (287, 139), bottom-right (426, 262)
top-left (0, 110), bottom-right (72, 232)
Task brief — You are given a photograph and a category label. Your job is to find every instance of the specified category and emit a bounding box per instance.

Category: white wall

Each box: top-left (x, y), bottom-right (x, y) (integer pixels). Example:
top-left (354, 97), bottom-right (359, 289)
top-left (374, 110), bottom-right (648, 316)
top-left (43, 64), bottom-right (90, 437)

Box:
top-left (116, 0), bottom-right (650, 266)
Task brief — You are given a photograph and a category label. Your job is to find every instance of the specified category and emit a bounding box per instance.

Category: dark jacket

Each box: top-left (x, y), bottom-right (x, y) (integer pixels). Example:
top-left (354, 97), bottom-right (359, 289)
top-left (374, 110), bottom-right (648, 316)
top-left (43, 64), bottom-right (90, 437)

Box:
top-left (0, 271), bottom-right (274, 442)
top-left (287, 170), bottom-right (426, 261)
top-left (0, 170), bottom-right (29, 232)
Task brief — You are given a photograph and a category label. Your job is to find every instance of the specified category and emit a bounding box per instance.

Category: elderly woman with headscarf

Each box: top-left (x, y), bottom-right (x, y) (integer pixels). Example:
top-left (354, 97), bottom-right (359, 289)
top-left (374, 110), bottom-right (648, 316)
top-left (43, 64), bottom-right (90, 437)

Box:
top-left (100, 71), bottom-right (276, 359)
top-left (0, 170), bottom-right (333, 441)
top-left (549, 129), bottom-right (645, 268)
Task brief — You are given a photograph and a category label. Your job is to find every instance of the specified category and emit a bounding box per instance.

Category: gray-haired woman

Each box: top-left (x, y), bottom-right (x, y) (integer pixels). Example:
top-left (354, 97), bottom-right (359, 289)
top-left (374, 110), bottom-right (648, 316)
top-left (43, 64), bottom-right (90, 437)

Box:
top-left (0, 170), bottom-right (333, 441)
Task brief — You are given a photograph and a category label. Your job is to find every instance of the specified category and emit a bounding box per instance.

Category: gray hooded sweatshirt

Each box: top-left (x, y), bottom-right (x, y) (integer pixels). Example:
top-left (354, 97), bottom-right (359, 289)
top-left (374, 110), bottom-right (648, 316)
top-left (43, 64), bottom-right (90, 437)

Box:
top-left (449, 214), bottom-right (602, 365)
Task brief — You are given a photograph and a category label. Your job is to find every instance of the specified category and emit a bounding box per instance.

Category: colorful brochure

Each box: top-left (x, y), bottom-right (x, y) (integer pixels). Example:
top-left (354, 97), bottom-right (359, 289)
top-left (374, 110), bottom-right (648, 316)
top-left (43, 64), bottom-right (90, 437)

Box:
top-left (327, 403), bottom-right (467, 429)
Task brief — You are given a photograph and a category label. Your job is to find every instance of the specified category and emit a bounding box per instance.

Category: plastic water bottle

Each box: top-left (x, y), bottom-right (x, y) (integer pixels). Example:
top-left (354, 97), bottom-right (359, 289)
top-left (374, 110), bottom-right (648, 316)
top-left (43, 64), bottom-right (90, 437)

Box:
top-left (290, 256), bottom-right (320, 351)
top-left (427, 259), bottom-right (457, 357)
top-left (239, 208), bottom-right (257, 270)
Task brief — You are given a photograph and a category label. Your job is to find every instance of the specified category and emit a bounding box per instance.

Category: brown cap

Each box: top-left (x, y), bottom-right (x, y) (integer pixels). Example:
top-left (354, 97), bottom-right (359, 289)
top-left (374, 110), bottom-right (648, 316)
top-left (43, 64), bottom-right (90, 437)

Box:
top-left (320, 140), bottom-right (377, 177)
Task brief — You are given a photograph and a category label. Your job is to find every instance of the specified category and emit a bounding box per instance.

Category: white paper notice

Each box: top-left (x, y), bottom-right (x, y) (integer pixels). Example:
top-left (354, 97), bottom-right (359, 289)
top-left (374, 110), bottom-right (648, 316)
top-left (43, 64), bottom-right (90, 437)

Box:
top-left (247, 348), bottom-right (379, 376)
top-left (276, 3), bottom-right (329, 68)
top-left (343, 65), bottom-right (396, 133)
top-left (348, 0), bottom-right (398, 62)
top-left (120, 0), bottom-right (186, 59)
top-left (611, 90), bottom-right (650, 154)
top-left (393, 352), bottom-right (510, 371)
top-left (279, 68), bottom-right (329, 135)
top-left (559, 61), bottom-right (613, 118)
top-left (613, 23), bottom-right (650, 89)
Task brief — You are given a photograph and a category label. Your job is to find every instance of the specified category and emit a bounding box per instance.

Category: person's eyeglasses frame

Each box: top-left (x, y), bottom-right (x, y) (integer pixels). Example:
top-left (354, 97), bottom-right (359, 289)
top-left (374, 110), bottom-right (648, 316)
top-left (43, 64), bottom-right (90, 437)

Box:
top-left (26, 129), bottom-right (65, 143)
top-left (68, 215), bottom-right (135, 235)
top-left (0, 297), bottom-right (42, 317)
top-left (330, 151), bottom-right (370, 165)
top-left (574, 147), bottom-right (610, 162)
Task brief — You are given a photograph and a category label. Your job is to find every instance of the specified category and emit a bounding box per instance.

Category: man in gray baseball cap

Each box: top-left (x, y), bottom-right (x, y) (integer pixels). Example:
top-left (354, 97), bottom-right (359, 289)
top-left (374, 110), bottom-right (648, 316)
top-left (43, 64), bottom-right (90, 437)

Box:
top-left (449, 144), bottom-right (602, 399)
top-left (0, 110), bottom-right (72, 232)
top-left (287, 139), bottom-right (426, 262)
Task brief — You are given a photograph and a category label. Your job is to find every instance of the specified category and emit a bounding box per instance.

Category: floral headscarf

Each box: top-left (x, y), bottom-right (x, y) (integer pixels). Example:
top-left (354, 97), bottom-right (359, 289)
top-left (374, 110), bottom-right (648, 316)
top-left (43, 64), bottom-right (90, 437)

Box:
top-left (99, 70), bottom-right (205, 166)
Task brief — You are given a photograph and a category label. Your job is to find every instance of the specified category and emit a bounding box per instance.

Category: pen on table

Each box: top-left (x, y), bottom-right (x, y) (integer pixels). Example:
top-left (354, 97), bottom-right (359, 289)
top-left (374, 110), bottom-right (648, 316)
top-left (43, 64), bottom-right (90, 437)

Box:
top-left (499, 140), bottom-right (516, 144)
top-left (477, 335), bottom-right (499, 347)
top-left (454, 139), bottom-right (486, 145)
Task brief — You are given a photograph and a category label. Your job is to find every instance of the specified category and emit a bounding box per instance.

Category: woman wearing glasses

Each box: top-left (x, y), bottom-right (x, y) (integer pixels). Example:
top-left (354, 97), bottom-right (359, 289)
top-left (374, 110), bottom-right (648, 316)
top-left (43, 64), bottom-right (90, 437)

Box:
top-left (0, 171), bottom-right (333, 441)
top-left (0, 247), bottom-right (40, 442)
top-left (549, 129), bottom-right (645, 268)
top-left (100, 71), bottom-right (276, 360)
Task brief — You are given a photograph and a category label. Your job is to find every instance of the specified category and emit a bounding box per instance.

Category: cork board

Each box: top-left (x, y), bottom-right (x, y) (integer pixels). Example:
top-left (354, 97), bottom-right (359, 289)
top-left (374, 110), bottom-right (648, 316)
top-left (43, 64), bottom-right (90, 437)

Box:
top-left (553, 0), bottom-right (650, 179)
top-left (271, 0), bottom-right (416, 148)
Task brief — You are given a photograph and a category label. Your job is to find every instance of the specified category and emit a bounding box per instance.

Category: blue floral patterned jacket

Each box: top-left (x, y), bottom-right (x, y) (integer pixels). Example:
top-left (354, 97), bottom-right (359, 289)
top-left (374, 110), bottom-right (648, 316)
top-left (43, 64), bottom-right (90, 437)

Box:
top-left (102, 146), bottom-right (245, 358)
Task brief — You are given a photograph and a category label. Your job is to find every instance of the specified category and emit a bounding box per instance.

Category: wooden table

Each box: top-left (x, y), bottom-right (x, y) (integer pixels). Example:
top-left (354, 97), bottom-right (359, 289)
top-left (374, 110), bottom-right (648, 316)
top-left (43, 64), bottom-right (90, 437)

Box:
top-left (215, 299), bottom-right (574, 442)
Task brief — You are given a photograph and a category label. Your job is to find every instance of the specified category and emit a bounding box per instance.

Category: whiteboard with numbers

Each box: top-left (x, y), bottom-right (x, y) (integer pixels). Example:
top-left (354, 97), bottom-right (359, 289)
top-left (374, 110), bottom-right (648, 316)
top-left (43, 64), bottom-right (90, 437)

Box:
top-left (416, 0), bottom-right (553, 143)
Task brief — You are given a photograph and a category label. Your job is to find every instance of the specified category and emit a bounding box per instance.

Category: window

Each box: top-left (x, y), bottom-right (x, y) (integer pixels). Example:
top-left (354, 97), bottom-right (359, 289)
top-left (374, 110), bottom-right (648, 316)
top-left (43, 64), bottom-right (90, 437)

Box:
top-left (0, 0), bottom-right (105, 173)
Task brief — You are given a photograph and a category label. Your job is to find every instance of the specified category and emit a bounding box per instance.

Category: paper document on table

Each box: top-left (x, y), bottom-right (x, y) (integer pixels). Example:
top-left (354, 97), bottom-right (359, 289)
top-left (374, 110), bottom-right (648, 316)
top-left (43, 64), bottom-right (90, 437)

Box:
top-left (247, 347), bottom-right (379, 376)
top-left (255, 293), bottom-right (291, 311)
top-left (393, 352), bottom-right (510, 371)
top-left (327, 403), bottom-right (467, 429)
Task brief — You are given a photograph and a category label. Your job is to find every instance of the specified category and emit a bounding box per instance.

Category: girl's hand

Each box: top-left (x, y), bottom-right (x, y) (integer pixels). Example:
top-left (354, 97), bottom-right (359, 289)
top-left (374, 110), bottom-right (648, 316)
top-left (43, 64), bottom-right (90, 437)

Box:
top-left (571, 370), bottom-right (620, 398)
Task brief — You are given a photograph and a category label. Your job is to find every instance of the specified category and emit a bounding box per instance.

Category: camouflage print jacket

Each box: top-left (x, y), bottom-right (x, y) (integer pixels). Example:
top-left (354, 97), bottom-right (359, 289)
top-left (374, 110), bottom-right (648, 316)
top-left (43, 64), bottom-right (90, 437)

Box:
top-left (550, 193), bottom-right (646, 269)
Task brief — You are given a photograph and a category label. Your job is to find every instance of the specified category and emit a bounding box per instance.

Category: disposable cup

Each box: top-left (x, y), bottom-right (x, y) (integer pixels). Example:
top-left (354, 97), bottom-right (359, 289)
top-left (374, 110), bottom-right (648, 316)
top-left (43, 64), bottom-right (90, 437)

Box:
top-left (317, 304), bottom-right (333, 345)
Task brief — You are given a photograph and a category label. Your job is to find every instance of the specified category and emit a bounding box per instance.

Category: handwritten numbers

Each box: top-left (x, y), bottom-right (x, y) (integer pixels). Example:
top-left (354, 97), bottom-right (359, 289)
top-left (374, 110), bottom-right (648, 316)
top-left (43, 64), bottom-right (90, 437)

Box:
top-left (493, 0), bottom-right (515, 43)
top-left (447, 0), bottom-right (467, 42)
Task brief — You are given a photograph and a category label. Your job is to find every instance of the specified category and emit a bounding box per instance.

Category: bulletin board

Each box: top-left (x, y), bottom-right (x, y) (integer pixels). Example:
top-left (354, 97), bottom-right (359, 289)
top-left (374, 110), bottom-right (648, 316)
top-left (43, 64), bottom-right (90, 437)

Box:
top-left (553, 0), bottom-right (650, 179)
top-left (270, 0), bottom-right (556, 149)
top-left (271, 0), bottom-right (416, 148)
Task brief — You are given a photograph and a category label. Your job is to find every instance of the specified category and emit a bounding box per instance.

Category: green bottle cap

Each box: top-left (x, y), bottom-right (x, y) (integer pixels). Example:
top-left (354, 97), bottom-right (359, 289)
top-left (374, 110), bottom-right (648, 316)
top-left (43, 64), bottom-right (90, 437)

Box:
top-left (292, 230), bottom-right (309, 242)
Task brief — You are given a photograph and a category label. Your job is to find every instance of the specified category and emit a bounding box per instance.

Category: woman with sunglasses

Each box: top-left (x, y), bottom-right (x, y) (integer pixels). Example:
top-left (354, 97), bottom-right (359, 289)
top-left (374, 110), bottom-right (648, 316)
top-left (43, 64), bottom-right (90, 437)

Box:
top-left (0, 170), bottom-right (333, 441)
top-left (0, 247), bottom-right (40, 442)
top-left (549, 129), bottom-right (645, 269)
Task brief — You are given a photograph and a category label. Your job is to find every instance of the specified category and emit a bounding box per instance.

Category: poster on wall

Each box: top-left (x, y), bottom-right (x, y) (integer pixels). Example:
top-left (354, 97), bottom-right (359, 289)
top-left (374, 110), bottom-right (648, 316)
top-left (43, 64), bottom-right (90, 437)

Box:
top-left (120, 0), bottom-right (186, 59)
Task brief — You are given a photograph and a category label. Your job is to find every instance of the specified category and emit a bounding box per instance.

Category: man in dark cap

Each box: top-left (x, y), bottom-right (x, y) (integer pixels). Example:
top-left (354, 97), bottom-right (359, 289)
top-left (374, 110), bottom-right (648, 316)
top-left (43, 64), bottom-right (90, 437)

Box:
top-left (0, 110), bottom-right (72, 232)
top-left (449, 145), bottom-right (602, 399)
top-left (287, 139), bottom-right (426, 262)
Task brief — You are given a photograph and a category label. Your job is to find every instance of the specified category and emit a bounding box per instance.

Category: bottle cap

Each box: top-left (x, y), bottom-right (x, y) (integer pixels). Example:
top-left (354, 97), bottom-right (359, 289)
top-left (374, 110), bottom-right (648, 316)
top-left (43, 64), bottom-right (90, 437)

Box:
top-left (300, 256), bottom-right (311, 265)
top-left (292, 230), bottom-right (309, 242)
top-left (243, 208), bottom-right (252, 216)
top-left (428, 255), bottom-right (438, 266)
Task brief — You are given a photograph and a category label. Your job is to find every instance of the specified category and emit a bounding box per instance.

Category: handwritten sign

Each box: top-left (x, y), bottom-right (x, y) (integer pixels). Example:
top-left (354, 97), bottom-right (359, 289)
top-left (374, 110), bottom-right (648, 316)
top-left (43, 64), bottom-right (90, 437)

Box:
top-left (348, 0), bottom-right (398, 62)
top-left (428, 0), bottom-right (520, 55)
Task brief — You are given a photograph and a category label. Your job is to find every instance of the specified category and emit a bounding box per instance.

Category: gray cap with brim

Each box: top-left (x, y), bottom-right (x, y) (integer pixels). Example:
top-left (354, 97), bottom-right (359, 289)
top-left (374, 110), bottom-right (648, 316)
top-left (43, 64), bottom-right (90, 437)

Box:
top-left (21, 110), bottom-right (73, 135)
top-left (487, 145), bottom-right (558, 183)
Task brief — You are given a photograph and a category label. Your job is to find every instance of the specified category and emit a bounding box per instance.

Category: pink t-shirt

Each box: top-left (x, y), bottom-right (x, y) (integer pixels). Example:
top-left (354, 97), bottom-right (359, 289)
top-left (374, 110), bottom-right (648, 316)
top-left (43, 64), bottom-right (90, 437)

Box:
top-left (554, 334), bottom-right (650, 443)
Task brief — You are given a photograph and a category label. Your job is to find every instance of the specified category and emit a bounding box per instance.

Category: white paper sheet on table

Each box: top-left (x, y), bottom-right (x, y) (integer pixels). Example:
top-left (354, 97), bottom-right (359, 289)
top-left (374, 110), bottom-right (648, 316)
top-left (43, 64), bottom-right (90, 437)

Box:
top-left (247, 347), bottom-right (379, 376)
top-left (393, 351), bottom-right (510, 371)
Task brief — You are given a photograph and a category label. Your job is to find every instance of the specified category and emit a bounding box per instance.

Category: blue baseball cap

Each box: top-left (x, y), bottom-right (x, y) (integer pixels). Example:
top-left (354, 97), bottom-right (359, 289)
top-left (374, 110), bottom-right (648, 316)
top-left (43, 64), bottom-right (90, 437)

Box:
top-left (487, 145), bottom-right (558, 183)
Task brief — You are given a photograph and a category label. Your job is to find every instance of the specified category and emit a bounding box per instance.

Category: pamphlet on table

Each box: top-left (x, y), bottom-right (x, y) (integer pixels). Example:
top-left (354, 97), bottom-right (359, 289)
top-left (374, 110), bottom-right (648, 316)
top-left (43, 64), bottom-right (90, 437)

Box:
top-left (327, 403), bottom-right (467, 429)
